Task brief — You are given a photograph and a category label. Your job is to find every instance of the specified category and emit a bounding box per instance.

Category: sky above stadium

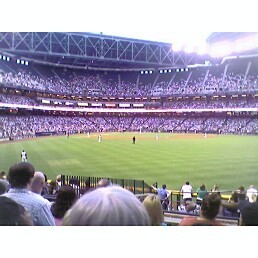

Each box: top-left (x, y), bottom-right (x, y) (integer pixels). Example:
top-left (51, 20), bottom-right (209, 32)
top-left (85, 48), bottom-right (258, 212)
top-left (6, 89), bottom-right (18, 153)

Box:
top-left (3, 0), bottom-right (255, 48)
top-left (88, 30), bottom-right (212, 46)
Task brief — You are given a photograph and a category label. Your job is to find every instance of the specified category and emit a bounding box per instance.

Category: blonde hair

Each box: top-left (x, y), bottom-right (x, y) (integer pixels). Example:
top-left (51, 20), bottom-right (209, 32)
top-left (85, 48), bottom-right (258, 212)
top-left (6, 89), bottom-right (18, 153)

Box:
top-left (143, 194), bottom-right (164, 226)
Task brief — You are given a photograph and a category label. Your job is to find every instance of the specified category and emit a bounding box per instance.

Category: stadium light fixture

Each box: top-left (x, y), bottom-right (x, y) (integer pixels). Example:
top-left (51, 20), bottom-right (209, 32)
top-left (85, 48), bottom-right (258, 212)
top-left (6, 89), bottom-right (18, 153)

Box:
top-left (17, 59), bottom-right (20, 64)
top-left (21, 60), bottom-right (24, 65)
top-left (25, 61), bottom-right (29, 65)
top-left (3, 55), bottom-right (6, 60)
top-left (6, 57), bottom-right (10, 61)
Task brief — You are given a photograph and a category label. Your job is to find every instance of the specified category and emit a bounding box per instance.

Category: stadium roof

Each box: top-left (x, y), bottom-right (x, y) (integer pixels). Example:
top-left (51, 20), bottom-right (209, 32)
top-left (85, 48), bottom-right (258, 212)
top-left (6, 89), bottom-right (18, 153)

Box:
top-left (0, 32), bottom-right (257, 71)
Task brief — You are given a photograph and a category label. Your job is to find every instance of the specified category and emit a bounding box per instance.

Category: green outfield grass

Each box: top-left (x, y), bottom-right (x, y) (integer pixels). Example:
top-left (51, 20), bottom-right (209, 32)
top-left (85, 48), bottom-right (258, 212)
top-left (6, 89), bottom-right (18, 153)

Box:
top-left (0, 132), bottom-right (257, 192)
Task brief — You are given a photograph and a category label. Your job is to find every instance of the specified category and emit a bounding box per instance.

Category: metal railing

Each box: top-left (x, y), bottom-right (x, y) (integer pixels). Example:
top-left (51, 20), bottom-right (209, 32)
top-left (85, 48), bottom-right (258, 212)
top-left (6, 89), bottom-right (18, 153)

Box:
top-left (60, 175), bottom-right (157, 196)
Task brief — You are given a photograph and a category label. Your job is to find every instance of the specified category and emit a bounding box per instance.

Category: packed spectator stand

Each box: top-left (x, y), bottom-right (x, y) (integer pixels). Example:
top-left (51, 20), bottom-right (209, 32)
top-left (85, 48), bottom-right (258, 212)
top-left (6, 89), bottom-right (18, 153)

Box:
top-left (0, 56), bottom-right (257, 141)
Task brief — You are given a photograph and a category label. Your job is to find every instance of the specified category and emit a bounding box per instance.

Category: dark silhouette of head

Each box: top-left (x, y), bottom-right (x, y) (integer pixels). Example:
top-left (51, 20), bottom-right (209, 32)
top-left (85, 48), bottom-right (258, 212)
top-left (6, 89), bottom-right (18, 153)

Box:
top-left (51, 185), bottom-right (77, 219)
top-left (0, 196), bottom-right (33, 226)
top-left (0, 179), bottom-right (9, 194)
top-left (8, 162), bottom-right (35, 188)
top-left (241, 203), bottom-right (258, 226)
top-left (201, 192), bottom-right (221, 220)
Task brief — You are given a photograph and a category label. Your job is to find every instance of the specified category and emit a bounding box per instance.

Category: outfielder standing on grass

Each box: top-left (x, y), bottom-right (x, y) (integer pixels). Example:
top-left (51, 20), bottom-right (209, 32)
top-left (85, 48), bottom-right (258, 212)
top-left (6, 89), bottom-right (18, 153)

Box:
top-left (21, 150), bottom-right (27, 162)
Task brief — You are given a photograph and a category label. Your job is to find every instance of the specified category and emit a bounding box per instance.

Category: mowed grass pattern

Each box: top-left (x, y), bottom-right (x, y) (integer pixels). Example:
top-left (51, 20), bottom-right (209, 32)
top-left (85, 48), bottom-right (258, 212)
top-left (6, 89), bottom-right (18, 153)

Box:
top-left (0, 132), bottom-right (257, 192)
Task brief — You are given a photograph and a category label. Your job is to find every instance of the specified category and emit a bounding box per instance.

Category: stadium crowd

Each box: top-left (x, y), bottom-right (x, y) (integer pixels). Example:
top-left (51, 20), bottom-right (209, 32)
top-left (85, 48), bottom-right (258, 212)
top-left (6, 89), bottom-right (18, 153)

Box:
top-left (0, 58), bottom-right (257, 97)
top-left (0, 115), bottom-right (257, 139)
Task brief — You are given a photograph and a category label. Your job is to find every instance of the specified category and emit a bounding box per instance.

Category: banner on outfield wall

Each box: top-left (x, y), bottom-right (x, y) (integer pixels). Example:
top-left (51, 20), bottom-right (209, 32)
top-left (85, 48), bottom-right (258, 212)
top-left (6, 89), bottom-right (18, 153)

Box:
top-left (35, 131), bottom-right (66, 137)
top-left (133, 103), bottom-right (144, 107)
top-left (0, 137), bottom-right (9, 142)
top-left (119, 103), bottom-right (130, 107)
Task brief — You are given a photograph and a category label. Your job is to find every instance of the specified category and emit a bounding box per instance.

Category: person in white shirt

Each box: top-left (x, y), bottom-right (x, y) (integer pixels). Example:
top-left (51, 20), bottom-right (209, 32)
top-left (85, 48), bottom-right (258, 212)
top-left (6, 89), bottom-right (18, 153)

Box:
top-left (181, 181), bottom-right (193, 204)
top-left (21, 150), bottom-right (27, 162)
top-left (246, 185), bottom-right (258, 203)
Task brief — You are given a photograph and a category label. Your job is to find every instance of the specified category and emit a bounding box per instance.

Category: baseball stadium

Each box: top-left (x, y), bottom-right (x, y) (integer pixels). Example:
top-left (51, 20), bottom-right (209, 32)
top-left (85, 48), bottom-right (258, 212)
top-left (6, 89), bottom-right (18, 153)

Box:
top-left (0, 31), bottom-right (258, 226)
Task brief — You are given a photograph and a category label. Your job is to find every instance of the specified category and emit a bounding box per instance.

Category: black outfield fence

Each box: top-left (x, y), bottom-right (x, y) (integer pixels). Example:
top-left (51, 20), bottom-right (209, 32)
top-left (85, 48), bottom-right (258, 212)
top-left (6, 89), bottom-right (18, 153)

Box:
top-left (60, 176), bottom-right (232, 211)
top-left (60, 175), bottom-right (157, 196)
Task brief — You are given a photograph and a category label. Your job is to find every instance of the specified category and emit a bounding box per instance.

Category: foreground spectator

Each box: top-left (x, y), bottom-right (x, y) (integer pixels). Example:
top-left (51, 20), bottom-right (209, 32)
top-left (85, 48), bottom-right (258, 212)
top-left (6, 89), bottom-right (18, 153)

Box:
top-left (143, 194), bottom-right (166, 226)
top-left (221, 191), bottom-right (240, 218)
top-left (30, 171), bottom-right (47, 195)
top-left (237, 187), bottom-right (250, 212)
top-left (30, 171), bottom-right (52, 208)
top-left (51, 185), bottom-right (77, 226)
top-left (246, 185), bottom-right (258, 203)
top-left (79, 179), bottom-right (93, 196)
top-left (97, 178), bottom-right (112, 188)
top-left (0, 171), bottom-right (6, 179)
top-left (185, 200), bottom-right (198, 213)
top-left (196, 184), bottom-right (208, 206)
top-left (180, 181), bottom-right (193, 204)
top-left (0, 196), bottom-right (33, 226)
top-left (63, 185), bottom-right (150, 226)
top-left (56, 175), bottom-right (62, 191)
top-left (0, 179), bottom-right (9, 195)
top-left (43, 180), bottom-right (59, 202)
top-left (3, 162), bottom-right (55, 226)
top-left (151, 184), bottom-right (170, 210)
top-left (179, 192), bottom-right (224, 226)
top-left (240, 202), bottom-right (258, 226)
top-left (41, 173), bottom-right (50, 196)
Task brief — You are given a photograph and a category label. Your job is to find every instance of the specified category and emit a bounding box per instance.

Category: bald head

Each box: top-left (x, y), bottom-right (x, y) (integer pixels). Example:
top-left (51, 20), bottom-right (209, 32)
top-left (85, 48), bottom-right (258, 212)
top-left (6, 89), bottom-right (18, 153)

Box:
top-left (97, 178), bottom-right (112, 188)
top-left (30, 171), bottom-right (46, 194)
top-left (0, 179), bottom-right (9, 195)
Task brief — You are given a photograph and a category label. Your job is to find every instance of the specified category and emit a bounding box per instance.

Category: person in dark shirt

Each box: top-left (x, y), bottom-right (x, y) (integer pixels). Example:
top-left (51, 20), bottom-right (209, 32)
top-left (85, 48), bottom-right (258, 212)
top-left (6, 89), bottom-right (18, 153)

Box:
top-left (132, 136), bottom-right (136, 144)
top-left (240, 202), bottom-right (258, 226)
